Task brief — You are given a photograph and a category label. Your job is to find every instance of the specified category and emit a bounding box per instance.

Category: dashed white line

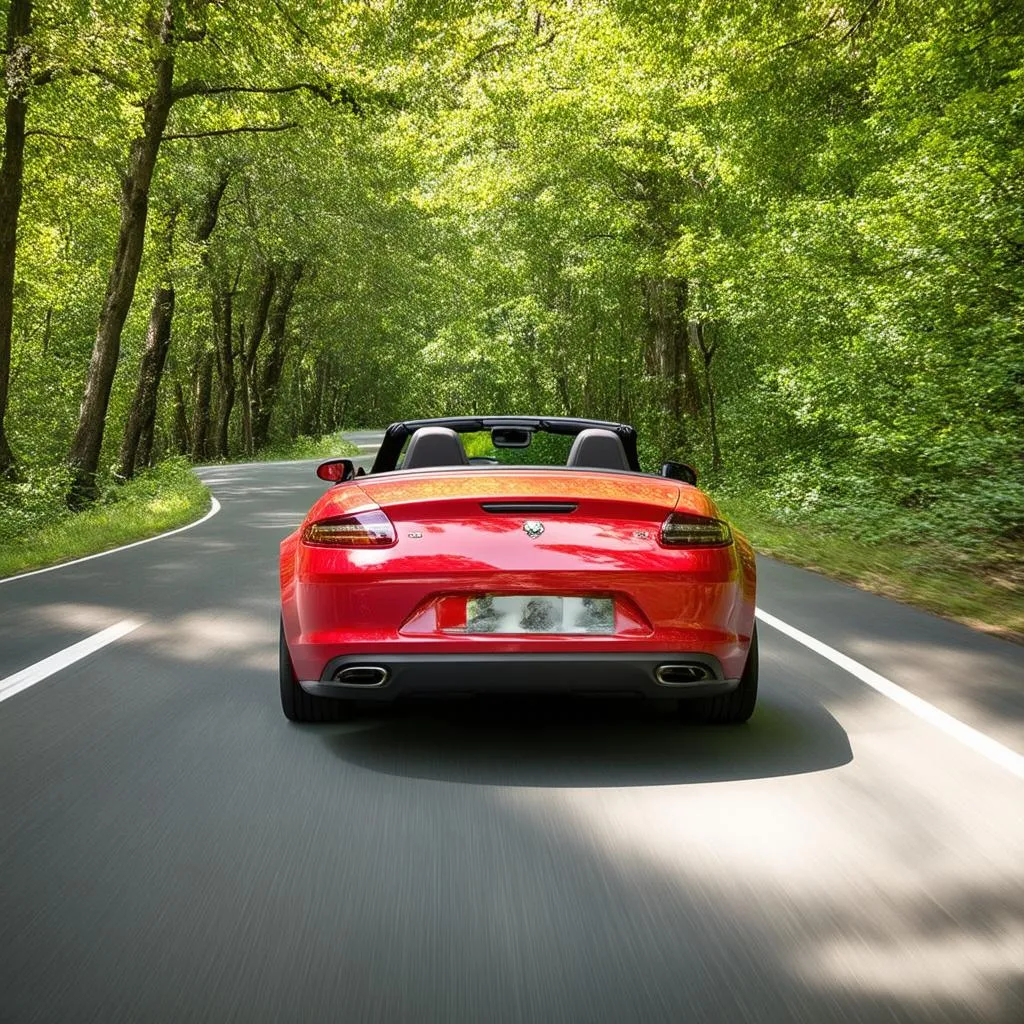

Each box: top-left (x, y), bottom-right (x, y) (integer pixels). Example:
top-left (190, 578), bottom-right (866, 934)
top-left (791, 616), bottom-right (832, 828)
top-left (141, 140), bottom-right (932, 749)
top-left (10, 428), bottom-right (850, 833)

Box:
top-left (756, 607), bottom-right (1024, 781)
top-left (0, 497), bottom-right (221, 586)
top-left (0, 619), bottom-right (144, 704)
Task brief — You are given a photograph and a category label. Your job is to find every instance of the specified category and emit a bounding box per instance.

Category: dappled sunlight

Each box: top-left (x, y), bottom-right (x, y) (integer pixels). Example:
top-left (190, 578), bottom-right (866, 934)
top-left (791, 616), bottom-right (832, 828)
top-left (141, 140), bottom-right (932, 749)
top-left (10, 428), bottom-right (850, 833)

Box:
top-left (142, 610), bottom-right (275, 671)
top-left (804, 913), bottom-right (1023, 1009)
top-left (756, 562), bottom-right (1024, 753)
top-left (841, 635), bottom-right (1024, 745)
top-left (29, 601), bottom-right (136, 634)
top-left (538, 786), bottom-right (1020, 1017)
top-left (21, 601), bottom-right (276, 673)
top-left (844, 634), bottom-right (1016, 689)
top-left (244, 511), bottom-right (304, 531)
top-left (491, 691), bottom-right (1024, 1017)
top-left (1, 0), bottom-right (1018, 1013)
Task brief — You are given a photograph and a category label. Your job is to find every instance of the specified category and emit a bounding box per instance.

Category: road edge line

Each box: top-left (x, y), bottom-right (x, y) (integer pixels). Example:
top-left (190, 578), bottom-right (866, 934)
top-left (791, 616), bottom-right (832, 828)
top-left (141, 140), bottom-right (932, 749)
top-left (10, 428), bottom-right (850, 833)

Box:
top-left (0, 496), bottom-right (222, 587)
top-left (755, 607), bottom-right (1024, 781)
top-left (0, 619), bottom-right (145, 704)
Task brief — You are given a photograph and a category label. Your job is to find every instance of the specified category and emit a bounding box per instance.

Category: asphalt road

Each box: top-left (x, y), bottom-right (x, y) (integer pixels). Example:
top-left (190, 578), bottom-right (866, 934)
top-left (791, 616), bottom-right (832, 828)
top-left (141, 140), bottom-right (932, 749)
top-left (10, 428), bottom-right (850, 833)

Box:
top-left (1, 431), bottom-right (1022, 1023)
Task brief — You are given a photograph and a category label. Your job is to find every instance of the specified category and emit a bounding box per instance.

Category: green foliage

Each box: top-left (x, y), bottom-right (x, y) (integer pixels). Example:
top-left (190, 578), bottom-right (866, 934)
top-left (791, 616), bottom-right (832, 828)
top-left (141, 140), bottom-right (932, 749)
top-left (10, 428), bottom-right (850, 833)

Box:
top-left (0, 457), bottom-right (209, 578)
top-left (0, 464), bottom-right (75, 544)
top-left (1, 0), bottom-right (1021, 609)
top-left (718, 490), bottom-right (1024, 639)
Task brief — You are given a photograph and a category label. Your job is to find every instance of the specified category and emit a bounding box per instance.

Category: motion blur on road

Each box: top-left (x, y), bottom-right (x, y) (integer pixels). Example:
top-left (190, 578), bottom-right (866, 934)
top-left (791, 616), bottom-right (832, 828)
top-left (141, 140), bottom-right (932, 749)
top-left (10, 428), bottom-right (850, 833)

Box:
top-left (1, 433), bottom-right (1022, 1023)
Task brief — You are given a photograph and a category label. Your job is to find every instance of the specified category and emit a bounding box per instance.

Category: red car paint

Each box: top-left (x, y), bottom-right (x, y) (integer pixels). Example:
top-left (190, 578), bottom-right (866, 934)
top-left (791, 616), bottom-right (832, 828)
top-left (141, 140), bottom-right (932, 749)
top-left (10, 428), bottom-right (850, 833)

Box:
top-left (280, 468), bottom-right (756, 685)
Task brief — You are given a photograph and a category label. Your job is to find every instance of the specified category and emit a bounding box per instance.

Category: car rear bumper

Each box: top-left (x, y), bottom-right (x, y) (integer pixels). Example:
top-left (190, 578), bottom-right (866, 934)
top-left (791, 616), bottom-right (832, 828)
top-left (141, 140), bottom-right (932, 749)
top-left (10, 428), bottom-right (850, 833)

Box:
top-left (298, 652), bottom-right (738, 702)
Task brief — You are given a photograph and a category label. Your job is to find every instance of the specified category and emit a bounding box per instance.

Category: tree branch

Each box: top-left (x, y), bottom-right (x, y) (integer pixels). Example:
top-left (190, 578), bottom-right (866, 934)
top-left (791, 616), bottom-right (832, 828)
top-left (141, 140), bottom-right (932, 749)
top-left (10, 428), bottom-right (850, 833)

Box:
top-left (761, 11), bottom-right (840, 59)
top-left (271, 0), bottom-right (312, 43)
top-left (171, 80), bottom-right (360, 113)
top-left (467, 39), bottom-right (517, 66)
top-left (840, 0), bottom-right (882, 42)
top-left (163, 122), bottom-right (299, 141)
top-left (25, 128), bottom-right (91, 142)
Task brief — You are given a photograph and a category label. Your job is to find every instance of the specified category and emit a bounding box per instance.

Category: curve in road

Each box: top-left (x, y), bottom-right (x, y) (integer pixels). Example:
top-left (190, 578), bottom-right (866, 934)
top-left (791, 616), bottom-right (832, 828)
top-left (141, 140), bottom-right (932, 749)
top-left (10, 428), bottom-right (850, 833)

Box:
top-left (1, 433), bottom-right (1021, 1023)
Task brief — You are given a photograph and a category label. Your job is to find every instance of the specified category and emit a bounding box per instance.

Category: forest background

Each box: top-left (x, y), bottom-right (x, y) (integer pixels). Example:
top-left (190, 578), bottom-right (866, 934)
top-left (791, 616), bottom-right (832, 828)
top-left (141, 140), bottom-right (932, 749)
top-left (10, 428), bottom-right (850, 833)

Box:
top-left (1, 0), bottom-right (1021, 633)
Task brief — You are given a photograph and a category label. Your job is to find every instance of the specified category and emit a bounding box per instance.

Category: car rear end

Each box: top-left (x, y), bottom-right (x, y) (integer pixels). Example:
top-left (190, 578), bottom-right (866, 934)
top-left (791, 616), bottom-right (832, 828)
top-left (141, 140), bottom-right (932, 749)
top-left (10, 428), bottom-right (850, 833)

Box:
top-left (280, 468), bottom-right (756, 703)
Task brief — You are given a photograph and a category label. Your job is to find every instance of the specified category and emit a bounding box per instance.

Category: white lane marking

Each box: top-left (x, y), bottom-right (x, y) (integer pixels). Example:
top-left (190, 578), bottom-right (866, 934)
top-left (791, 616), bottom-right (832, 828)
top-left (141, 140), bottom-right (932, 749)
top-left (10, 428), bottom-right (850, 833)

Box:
top-left (0, 619), bottom-right (144, 704)
top-left (0, 497), bottom-right (221, 586)
top-left (756, 607), bottom-right (1024, 781)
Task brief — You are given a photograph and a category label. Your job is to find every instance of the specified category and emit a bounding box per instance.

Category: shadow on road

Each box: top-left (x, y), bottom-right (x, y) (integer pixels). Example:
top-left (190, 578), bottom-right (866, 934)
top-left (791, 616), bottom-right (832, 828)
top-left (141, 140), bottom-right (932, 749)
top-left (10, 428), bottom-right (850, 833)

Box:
top-left (320, 694), bottom-right (852, 787)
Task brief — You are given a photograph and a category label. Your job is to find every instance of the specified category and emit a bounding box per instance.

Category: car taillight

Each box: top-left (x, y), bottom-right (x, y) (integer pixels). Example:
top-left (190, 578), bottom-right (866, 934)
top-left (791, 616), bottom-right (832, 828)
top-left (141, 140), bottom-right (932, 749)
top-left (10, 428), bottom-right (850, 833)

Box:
top-left (302, 510), bottom-right (396, 547)
top-left (660, 512), bottom-right (732, 547)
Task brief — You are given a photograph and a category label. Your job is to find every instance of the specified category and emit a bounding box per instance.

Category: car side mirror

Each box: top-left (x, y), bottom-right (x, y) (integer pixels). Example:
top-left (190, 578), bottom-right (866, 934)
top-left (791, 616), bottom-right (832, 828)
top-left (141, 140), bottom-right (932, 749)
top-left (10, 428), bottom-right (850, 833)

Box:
top-left (661, 461), bottom-right (698, 485)
top-left (316, 458), bottom-right (356, 483)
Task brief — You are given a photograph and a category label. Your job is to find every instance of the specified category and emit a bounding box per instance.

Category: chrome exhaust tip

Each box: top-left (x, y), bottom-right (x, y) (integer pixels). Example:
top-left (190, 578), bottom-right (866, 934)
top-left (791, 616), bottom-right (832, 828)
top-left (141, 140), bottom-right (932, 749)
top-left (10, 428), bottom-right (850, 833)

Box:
top-left (332, 665), bottom-right (389, 686)
top-left (655, 663), bottom-right (713, 686)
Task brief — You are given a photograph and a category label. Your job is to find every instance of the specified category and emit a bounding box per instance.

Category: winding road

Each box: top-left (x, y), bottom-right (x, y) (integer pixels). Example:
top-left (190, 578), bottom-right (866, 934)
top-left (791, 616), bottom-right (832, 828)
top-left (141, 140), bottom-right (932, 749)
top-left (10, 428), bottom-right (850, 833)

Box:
top-left (1, 431), bottom-right (1022, 1023)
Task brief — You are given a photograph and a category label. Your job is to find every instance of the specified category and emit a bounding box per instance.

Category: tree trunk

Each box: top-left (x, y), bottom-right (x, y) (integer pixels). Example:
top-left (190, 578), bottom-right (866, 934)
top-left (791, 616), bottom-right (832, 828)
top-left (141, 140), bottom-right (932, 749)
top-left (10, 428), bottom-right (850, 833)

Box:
top-left (555, 373), bottom-right (572, 415)
top-left (252, 261), bottom-right (302, 450)
top-left (301, 352), bottom-right (328, 436)
top-left (41, 306), bottom-right (52, 354)
top-left (212, 272), bottom-right (237, 459)
top-left (337, 385), bottom-right (350, 432)
top-left (675, 283), bottom-right (703, 419)
top-left (643, 276), bottom-right (703, 456)
top-left (190, 349), bottom-right (214, 461)
top-left (643, 277), bottom-right (680, 454)
top-left (66, 0), bottom-right (176, 505)
top-left (118, 169), bottom-right (230, 477)
top-left (192, 172), bottom-right (235, 461)
top-left (138, 415), bottom-right (155, 468)
top-left (117, 284), bottom-right (175, 479)
top-left (238, 323), bottom-right (252, 456)
top-left (290, 367), bottom-right (301, 440)
top-left (0, 0), bottom-right (33, 478)
top-left (693, 320), bottom-right (722, 473)
top-left (239, 265), bottom-right (276, 457)
top-left (171, 370), bottom-right (190, 454)
top-left (315, 355), bottom-right (328, 436)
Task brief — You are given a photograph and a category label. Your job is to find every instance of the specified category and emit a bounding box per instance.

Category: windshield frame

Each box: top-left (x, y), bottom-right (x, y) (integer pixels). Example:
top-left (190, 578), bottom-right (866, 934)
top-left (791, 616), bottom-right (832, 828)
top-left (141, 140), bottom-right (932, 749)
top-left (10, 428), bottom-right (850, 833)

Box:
top-left (369, 416), bottom-right (642, 474)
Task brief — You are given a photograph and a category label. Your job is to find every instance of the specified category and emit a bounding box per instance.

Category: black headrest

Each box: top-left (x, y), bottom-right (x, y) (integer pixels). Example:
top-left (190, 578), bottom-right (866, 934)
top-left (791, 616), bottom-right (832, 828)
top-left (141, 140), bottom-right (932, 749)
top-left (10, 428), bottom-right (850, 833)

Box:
top-left (566, 428), bottom-right (630, 471)
top-left (403, 427), bottom-right (469, 470)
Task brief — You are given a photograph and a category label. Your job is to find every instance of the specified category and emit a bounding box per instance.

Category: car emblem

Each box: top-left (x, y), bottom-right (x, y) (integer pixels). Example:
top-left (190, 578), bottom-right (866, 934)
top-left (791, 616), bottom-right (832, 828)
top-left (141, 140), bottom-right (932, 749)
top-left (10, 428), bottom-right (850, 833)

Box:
top-left (523, 520), bottom-right (545, 538)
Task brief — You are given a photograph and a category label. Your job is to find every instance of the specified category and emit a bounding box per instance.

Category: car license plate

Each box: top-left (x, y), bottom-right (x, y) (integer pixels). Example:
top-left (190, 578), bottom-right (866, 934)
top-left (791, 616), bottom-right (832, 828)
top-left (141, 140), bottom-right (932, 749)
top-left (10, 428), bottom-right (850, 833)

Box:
top-left (465, 596), bottom-right (614, 634)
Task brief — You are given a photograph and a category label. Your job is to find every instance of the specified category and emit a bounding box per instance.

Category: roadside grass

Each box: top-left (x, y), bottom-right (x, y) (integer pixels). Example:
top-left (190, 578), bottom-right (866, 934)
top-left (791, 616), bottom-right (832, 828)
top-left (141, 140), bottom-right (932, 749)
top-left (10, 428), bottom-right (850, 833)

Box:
top-left (0, 458), bottom-right (211, 580)
top-left (245, 432), bottom-right (358, 462)
top-left (717, 496), bottom-right (1024, 642)
top-left (0, 433), bottom-right (359, 581)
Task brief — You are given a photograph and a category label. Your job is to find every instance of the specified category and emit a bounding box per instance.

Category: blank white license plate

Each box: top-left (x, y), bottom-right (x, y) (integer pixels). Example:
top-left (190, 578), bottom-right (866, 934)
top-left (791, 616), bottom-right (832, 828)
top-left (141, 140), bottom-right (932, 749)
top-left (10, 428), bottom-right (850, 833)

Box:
top-left (466, 596), bottom-right (614, 634)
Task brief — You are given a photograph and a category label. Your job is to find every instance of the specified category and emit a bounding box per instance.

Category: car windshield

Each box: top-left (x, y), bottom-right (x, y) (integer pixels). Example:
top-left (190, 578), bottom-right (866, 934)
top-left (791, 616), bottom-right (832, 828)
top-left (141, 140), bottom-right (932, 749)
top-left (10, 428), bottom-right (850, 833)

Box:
top-left (461, 430), bottom-right (575, 466)
top-left (395, 429), bottom-right (576, 468)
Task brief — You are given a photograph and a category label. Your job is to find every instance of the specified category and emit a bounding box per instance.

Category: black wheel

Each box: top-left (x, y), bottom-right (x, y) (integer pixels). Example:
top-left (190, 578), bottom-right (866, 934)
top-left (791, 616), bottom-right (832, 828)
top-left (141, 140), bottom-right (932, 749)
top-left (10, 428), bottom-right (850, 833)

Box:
top-left (279, 619), bottom-right (357, 723)
top-left (679, 626), bottom-right (759, 725)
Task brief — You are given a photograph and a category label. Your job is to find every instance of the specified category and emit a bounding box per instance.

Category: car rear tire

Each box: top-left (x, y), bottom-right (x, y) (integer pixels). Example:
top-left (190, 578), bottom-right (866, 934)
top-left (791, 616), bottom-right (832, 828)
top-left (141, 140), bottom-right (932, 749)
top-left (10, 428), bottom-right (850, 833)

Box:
top-left (279, 619), bottom-right (357, 723)
top-left (679, 626), bottom-right (758, 725)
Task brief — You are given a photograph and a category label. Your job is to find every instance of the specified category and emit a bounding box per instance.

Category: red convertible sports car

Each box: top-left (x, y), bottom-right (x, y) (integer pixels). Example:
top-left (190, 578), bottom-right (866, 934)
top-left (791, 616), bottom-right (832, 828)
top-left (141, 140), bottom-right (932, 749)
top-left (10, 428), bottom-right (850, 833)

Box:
top-left (279, 417), bottom-right (757, 723)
